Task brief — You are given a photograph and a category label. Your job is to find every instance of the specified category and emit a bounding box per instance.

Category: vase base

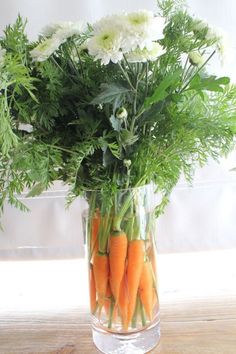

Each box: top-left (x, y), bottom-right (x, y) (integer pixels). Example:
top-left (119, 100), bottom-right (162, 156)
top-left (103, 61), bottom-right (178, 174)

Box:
top-left (92, 320), bottom-right (161, 354)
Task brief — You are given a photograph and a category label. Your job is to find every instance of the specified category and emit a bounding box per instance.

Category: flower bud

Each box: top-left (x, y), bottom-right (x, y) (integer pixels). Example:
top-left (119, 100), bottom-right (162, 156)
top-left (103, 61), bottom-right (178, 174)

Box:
top-left (188, 51), bottom-right (204, 66)
top-left (123, 159), bottom-right (131, 168)
top-left (116, 107), bottom-right (128, 120)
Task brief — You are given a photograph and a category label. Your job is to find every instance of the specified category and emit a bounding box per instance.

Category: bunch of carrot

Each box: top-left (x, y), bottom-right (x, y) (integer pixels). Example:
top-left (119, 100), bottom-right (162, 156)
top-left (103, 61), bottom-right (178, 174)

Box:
top-left (89, 213), bottom-right (159, 331)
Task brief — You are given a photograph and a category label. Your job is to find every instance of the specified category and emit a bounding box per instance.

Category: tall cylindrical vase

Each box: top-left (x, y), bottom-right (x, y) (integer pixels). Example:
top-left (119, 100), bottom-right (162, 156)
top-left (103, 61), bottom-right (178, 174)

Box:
top-left (83, 184), bottom-right (160, 354)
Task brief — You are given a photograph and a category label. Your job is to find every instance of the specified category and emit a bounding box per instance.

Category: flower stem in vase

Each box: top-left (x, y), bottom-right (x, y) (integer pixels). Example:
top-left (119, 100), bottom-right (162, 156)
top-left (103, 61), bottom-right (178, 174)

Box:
top-left (139, 296), bottom-right (147, 327)
top-left (131, 297), bottom-right (139, 329)
top-left (108, 298), bottom-right (115, 329)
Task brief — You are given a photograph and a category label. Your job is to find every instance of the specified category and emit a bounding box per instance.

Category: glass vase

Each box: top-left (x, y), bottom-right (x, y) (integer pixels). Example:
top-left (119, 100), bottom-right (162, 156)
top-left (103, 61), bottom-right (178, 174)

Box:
top-left (83, 184), bottom-right (160, 354)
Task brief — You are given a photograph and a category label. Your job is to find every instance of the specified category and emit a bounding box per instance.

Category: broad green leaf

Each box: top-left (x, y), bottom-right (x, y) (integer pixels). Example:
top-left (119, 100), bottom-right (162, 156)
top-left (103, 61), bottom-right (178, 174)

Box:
top-left (188, 75), bottom-right (230, 93)
top-left (90, 83), bottom-right (130, 105)
top-left (144, 69), bottom-right (181, 108)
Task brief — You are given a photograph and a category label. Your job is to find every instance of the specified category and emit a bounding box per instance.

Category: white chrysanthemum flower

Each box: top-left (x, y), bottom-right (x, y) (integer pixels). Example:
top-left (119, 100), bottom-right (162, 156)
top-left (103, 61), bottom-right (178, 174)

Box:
top-left (122, 10), bottom-right (165, 52)
top-left (93, 14), bottom-right (124, 34)
top-left (30, 37), bottom-right (61, 62)
top-left (192, 19), bottom-right (208, 32)
top-left (42, 21), bottom-right (84, 40)
top-left (188, 51), bottom-right (204, 66)
top-left (54, 22), bottom-right (84, 42)
top-left (126, 43), bottom-right (165, 63)
top-left (0, 45), bottom-right (6, 66)
top-left (41, 23), bottom-right (62, 37)
top-left (87, 15), bottom-right (123, 65)
top-left (193, 18), bottom-right (234, 67)
top-left (206, 26), bottom-right (234, 66)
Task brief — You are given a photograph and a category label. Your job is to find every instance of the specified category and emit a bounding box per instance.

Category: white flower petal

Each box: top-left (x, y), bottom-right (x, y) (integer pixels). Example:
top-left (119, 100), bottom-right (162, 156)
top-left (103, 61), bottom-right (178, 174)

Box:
top-left (193, 18), bottom-right (234, 67)
top-left (87, 16), bottom-right (123, 65)
top-left (126, 42), bottom-right (165, 63)
top-left (87, 11), bottom-right (165, 65)
top-left (41, 21), bottom-right (84, 48)
top-left (206, 25), bottom-right (234, 66)
top-left (41, 23), bottom-right (62, 37)
top-left (121, 10), bottom-right (165, 52)
top-left (30, 37), bottom-right (61, 62)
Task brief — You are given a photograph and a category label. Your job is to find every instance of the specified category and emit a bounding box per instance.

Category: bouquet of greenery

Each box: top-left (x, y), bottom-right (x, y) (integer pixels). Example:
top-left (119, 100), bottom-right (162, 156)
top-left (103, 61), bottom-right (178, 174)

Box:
top-left (0, 0), bottom-right (236, 340)
top-left (0, 0), bottom-right (235, 214)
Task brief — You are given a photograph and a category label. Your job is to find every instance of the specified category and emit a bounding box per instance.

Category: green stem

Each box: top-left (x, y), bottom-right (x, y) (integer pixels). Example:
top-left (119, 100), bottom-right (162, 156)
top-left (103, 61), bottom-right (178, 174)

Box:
top-left (112, 191), bottom-right (134, 231)
top-left (145, 62), bottom-right (149, 99)
top-left (108, 299), bottom-right (115, 329)
top-left (125, 215), bottom-right (134, 241)
top-left (88, 192), bottom-right (96, 260)
top-left (179, 50), bottom-right (216, 93)
top-left (99, 207), bottom-right (112, 253)
top-left (132, 297), bottom-right (139, 328)
top-left (123, 54), bottom-right (136, 79)
top-left (113, 175), bottom-right (148, 231)
top-left (45, 144), bottom-right (78, 156)
top-left (139, 296), bottom-right (146, 327)
top-left (118, 62), bottom-right (136, 91)
top-left (148, 255), bottom-right (159, 299)
top-left (51, 56), bottom-right (65, 73)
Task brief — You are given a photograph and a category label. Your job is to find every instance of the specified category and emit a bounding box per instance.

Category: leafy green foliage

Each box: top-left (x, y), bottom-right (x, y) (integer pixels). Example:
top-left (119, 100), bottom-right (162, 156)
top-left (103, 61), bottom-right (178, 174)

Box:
top-left (144, 69), bottom-right (181, 107)
top-left (0, 0), bottom-right (236, 218)
top-left (91, 83), bottom-right (130, 105)
top-left (188, 75), bottom-right (230, 93)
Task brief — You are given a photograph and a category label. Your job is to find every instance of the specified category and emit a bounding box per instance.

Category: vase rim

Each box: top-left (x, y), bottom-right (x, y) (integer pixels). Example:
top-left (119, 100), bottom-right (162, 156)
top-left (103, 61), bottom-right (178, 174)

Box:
top-left (84, 182), bottom-right (155, 193)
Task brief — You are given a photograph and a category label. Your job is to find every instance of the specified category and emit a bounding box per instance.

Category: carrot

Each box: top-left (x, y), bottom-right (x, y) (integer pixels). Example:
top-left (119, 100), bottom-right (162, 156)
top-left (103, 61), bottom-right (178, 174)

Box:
top-left (104, 283), bottom-right (118, 325)
top-left (126, 239), bottom-right (145, 328)
top-left (89, 265), bottom-right (97, 314)
top-left (139, 261), bottom-right (153, 321)
top-left (117, 272), bottom-right (128, 329)
top-left (93, 252), bottom-right (109, 309)
top-left (109, 230), bottom-right (128, 304)
top-left (113, 304), bottom-right (118, 321)
top-left (90, 211), bottom-right (100, 261)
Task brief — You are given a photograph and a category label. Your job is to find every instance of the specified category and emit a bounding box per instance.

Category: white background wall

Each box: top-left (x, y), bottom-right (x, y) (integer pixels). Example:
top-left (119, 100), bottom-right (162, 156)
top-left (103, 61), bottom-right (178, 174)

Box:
top-left (0, 0), bottom-right (235, 258)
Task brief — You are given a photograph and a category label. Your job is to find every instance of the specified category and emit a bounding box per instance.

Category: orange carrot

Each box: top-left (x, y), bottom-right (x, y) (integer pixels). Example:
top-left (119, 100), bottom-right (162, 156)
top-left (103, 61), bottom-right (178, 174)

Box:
top-left (89, 265), bottom-right (97, 313)
top-left (139, 261), bottom-right (153, 321)
top-left (91, 212), bottom-right (100, 261)
top-left (93, 252), bottom-right (109, 309)
top-left (118, 273), bottom-right (129, 329)
top-left (104, 283), bottom-right (118, 321)
top-left (126, 239), bottom-right (145, 328)
top-left (109, 231), bottom-right (128, 303)
top-left (113, 304), bottom-right (118, 321)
